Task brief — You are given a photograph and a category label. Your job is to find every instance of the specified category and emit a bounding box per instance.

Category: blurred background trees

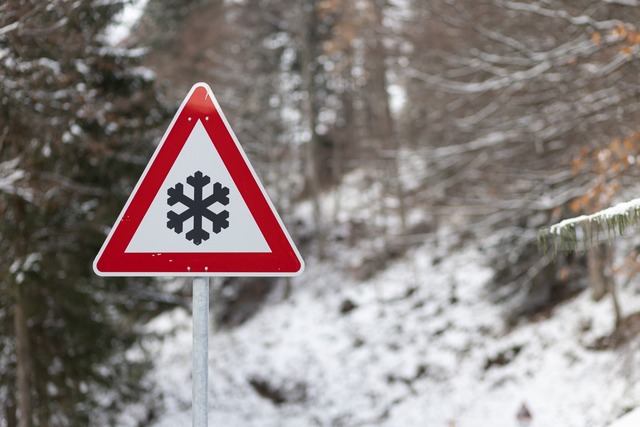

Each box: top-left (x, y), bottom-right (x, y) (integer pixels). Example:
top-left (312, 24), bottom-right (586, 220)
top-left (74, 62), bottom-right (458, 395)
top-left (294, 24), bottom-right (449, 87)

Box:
top-left (401, 0), bottom-right (640, 307)
top-left (0, 1), bottom-right (173, 425)
top-left (4, 0), bottom-right (640, 425)
top-left (137, 0), bottom-right (640, 315)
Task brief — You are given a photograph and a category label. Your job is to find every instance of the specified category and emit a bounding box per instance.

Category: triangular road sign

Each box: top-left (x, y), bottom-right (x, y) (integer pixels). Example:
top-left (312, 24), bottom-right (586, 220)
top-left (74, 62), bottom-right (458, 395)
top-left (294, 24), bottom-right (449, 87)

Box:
top-left (94, 83), bottom-right (304, 276)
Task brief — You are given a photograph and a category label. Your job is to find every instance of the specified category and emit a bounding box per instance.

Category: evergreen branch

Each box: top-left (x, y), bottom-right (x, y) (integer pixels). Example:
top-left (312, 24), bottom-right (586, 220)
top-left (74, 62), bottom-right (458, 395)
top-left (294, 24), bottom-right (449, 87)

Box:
top-left (540, 198), bottom-right (640, 253)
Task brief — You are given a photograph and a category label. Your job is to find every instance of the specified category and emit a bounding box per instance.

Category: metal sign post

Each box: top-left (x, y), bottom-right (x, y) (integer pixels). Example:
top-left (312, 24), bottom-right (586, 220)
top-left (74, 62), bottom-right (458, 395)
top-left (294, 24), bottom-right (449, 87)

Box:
top-left (192, 277), bottom-right (209, 426)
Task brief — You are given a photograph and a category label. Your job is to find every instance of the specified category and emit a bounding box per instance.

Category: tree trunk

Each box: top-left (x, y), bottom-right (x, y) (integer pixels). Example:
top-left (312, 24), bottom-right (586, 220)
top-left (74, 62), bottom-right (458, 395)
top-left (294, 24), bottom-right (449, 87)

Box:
top-left (369, 0), bottom-right (407, 241)
top-left (610, 280), bottom-right (623, 329)
top-left (13, 197), bottom-right (32, 427)
top-left (587, 243), bottom-right (611, 301)
top-left (14, 286), bottom-right (32, 427)
top-left (299, 0), bottom-right (325, 259)
top-left (586, 239), bottom-right (622, 328)
top-left (6, 397), bottom-right (17, 427)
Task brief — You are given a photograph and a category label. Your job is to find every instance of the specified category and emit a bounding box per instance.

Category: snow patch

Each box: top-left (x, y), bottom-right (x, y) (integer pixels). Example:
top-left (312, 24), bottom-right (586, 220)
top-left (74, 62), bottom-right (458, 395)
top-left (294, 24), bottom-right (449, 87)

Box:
top-left (608, 408), bottom-right (640, 427)
top-left (105, 0), bottom-right (149, 45)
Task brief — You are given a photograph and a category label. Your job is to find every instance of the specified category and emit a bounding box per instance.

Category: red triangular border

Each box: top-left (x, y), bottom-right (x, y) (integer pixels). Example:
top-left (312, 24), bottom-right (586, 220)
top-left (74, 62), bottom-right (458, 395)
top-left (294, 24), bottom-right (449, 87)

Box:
top-left (94, 83), bottom-right (304, 276)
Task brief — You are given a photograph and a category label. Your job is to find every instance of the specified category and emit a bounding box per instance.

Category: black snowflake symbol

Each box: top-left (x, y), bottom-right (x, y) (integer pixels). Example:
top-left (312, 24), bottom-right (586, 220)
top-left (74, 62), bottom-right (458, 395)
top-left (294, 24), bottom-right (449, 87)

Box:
top-left (167, 171), bottom-right (230, 245)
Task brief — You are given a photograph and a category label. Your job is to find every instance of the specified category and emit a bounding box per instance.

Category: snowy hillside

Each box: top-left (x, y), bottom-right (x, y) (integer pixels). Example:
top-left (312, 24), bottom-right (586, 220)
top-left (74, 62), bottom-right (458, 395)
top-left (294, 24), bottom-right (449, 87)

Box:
top-left (115, 145), bottom-right (640, 427)
top-left (610, 408), bottom-right (640, 427)
top-left (120, 233), bottom-right (640, 427)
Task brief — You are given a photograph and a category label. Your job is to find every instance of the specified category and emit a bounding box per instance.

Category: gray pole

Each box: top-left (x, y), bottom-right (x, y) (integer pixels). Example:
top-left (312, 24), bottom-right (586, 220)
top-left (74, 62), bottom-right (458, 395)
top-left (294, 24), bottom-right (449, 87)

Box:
top-left (193, 276), bottom-right (209, 427)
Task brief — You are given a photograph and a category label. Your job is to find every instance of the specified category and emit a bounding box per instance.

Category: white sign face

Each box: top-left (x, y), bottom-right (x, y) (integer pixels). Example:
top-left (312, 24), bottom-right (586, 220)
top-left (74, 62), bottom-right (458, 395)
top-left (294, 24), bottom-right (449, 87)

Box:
top-left (126, 120), bottom-right (271, 253)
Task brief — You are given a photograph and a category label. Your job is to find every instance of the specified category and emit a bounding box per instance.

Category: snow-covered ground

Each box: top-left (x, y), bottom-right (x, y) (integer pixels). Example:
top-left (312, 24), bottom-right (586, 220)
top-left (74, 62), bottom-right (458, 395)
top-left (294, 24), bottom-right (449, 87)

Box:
top-left (609, 407), bottom-right (640, 427)
top-left (120, 235), bottom-right (640, 427)
top-left (115, 150), bottom-right (640, 426)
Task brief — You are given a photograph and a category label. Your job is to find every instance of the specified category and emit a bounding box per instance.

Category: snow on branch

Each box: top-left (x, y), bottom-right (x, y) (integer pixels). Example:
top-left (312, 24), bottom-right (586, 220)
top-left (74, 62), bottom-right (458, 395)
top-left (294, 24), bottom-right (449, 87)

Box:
top-left (0, 21), bottom-right (19, 36)
top-left (0, 157), bottom-right (32, 202)
top-left (501, 1), bottom-right (628, 30)
top-left (407, 60), bottom-right (551, 94)
top-left (543, 198), bottom-right (640, 252)
top-left (604, 0), bottom-right (639, 5)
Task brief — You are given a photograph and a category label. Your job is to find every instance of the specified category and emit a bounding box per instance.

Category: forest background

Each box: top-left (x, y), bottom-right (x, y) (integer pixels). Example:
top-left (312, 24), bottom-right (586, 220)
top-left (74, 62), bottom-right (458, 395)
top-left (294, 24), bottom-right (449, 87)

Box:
top-left (3, 0), bottom-right (640, 426)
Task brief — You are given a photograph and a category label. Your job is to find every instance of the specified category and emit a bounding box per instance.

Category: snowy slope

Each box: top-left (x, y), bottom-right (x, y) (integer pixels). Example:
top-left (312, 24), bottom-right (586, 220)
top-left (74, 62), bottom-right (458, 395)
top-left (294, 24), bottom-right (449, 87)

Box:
top-left (608, 408), bottom-right (640, 427)
top-left (116, 152), bottom-right (640, 426)
top-left (120, 235), bottom-right (640, 427)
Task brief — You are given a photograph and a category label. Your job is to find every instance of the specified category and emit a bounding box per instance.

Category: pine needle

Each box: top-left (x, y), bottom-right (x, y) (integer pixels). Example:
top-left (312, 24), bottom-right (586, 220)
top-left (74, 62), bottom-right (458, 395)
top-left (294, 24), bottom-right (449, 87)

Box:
top-left (541, 198), bottom-right (640, 254)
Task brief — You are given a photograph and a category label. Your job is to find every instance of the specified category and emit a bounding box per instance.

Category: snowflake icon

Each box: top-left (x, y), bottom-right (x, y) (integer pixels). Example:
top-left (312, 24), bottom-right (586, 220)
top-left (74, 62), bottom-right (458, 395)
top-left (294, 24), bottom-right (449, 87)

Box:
top-left (166, 171), bottom-right (230, 245)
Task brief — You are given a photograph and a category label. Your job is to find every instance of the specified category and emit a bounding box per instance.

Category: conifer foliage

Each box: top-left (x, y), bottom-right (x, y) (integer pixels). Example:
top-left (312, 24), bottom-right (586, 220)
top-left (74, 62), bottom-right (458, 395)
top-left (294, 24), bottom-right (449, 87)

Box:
top-left (0, 1), bottom-right (168, 425)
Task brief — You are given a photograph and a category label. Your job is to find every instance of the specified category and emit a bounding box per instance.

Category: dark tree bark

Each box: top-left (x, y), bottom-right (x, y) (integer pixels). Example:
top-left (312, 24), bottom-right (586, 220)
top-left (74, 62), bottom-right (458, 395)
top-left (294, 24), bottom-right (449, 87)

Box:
top-left (14, 288), bottom-right (31, 427)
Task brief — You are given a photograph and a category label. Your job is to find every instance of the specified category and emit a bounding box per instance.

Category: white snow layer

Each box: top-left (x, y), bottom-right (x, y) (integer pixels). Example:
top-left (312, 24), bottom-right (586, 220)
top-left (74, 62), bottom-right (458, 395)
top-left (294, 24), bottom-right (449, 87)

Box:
top-left (608, 407), bottom-right (640, 427)
top-left (120, 239), bottom-right (640, 427)
top-left (115, 151), bottom-right (640, 426)
top-left (550, 197), bottom-right (640, 235)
